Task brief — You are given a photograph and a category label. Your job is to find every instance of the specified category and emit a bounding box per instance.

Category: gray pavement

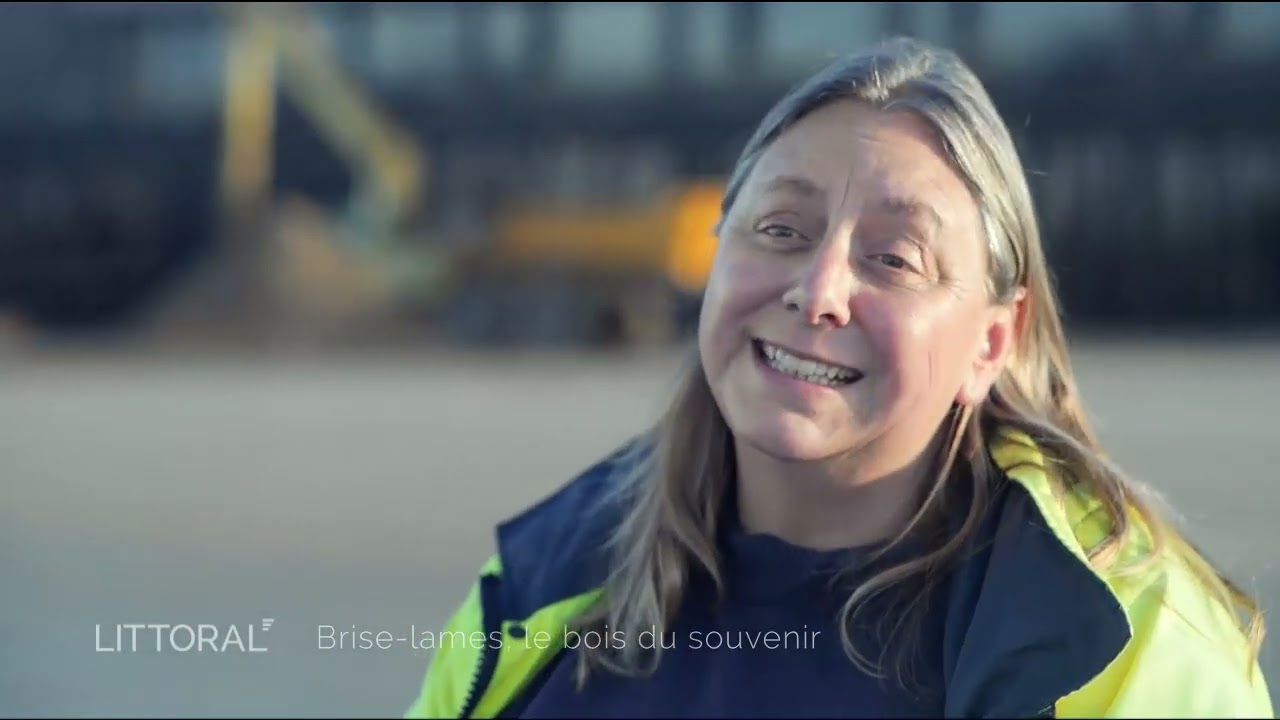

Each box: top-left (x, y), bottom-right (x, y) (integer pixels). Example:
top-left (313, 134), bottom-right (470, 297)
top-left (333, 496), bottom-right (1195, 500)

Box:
top-left (1, 339), bottom-right (1277, 717)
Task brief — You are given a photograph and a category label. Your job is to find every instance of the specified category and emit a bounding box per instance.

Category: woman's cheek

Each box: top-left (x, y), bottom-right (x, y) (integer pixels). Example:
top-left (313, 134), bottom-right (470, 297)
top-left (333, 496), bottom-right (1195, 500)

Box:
top-left (852, 292), bottom-right (907, 357)
top-left (853, 293), bottom-right (946, 389)
top-left (713, 250), bottom-right (789, 308)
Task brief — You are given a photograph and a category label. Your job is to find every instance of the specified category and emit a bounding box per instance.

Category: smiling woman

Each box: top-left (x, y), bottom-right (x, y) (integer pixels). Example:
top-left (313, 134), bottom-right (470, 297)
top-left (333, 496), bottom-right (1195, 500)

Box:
top-left (406, 37), bottom-right (1272, 719)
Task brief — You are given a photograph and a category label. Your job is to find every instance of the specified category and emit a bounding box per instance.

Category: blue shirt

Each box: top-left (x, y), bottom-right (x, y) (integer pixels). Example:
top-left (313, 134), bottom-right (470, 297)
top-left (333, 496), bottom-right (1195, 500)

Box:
top-left (509, 512), bottom-right (947, 719)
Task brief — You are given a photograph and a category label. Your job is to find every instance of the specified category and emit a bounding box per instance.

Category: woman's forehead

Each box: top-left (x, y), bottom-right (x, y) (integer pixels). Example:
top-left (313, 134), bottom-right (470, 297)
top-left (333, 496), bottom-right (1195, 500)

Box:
top-left (738, 103), bottom-right (977, 231)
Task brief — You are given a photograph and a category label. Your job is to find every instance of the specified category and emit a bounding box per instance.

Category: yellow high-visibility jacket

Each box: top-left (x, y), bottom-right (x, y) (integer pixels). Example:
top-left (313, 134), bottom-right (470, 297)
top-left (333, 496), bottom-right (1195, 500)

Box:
top-left (405, 427), bottom-right (1273, 718)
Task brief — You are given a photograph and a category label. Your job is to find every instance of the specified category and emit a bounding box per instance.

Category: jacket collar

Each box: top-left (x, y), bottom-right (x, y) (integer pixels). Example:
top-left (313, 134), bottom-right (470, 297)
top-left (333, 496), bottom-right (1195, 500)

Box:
top-left (489, 427), bottom-right (1132, 717)
top-left (940, 426), bottom-right (1131, 716)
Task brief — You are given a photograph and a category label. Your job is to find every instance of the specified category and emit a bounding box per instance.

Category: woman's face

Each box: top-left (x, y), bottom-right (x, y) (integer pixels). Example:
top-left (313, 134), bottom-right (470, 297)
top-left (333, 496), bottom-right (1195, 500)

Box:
top-left (698, 99), bottom-right (1019, 466)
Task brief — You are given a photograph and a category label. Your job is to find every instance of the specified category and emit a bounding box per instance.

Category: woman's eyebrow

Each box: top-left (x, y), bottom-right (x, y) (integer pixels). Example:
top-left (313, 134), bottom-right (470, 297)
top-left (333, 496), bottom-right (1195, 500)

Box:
top-left (760, 175), bottom-right (825, 199)
top-left (758, 177), bottom-right (944, 235)
top-left (875, 197), bottom-right (944, 234)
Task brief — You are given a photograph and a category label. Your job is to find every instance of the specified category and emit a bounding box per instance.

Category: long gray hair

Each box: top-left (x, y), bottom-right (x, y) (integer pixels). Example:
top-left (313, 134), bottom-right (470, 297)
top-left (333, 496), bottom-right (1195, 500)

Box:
top-left (572, 36), bottom-right (1263, 690)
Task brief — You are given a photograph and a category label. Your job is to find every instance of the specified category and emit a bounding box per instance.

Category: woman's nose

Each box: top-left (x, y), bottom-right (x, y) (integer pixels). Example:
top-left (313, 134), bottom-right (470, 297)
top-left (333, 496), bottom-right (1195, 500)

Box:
top-left (782, 240), bottom-right (855, 328)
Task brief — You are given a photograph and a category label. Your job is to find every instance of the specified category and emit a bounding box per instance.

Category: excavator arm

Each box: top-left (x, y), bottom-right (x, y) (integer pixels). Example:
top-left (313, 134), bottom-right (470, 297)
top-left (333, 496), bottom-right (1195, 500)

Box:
top-left (220, 2), bottom-right (426, 244)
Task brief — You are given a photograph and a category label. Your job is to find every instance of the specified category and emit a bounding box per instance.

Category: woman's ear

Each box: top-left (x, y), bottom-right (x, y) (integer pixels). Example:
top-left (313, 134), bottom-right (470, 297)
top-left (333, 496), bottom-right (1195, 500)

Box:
top-left (955, 287), bottom-right (1027, 406)
top-left (1010, 285), bottom-right (1031, 354)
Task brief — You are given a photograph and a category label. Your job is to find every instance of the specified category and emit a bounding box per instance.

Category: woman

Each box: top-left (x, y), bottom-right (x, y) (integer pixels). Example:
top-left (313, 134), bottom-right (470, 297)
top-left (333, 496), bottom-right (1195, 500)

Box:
top-left (406, 38), bottom-right (1271, 719)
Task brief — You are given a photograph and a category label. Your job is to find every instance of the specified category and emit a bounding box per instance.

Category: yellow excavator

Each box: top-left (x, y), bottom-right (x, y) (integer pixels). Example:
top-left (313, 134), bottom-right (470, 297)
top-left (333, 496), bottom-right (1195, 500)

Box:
top-left (216, 1), bottom-right (721, 345)
top-left (452, 180), bottom-right (721, 345)
top-left (221, 2), bottom-right (424, 242)
top-left (215, 0), bottom-right (451, 338)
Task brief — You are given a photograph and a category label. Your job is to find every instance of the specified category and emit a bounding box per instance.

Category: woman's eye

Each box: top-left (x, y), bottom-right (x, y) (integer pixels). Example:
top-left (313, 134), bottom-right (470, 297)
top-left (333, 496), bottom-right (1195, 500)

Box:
top-left (760, 224), bottom-right (799, 240)
top-left (754, 224), bottom-right (810, 249)
top-left (874, 254), bottom-right (913, 271)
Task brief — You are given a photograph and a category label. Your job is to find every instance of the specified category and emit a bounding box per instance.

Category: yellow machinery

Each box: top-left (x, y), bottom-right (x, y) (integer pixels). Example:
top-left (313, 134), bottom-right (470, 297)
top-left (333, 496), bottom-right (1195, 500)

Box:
top-left (491, 181), bottom-right (722, 295)
top-left (216, 1), bottom-right (723, 345)
top-left (219, 1), bottom-right (425, 243)
top-left (215, 0), bottom-right (453, 335)
top-left (665, 182), bottom-right (725, 295)
top-left (448, 181), bottom-right (723, 345)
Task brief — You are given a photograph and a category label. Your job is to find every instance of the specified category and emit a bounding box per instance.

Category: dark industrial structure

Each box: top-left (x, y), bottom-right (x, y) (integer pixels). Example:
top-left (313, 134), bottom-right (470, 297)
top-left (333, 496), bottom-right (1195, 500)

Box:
top-left (2, 2), bottom-right (1277, 334)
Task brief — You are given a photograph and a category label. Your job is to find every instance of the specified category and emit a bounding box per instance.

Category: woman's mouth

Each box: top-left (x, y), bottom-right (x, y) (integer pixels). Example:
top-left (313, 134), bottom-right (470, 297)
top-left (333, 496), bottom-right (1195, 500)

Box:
top-left (752, 339), bottom-right (864, 388)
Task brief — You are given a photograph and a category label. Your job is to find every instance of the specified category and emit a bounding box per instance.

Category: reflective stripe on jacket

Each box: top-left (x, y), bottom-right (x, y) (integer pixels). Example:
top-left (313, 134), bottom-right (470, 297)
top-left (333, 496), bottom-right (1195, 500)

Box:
top-left (405, 427), bottom-right (1273, 718)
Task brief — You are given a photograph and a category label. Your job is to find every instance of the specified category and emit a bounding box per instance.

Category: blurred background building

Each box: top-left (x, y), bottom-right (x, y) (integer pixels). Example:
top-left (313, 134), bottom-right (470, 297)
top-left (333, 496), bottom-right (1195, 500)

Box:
top-left (1, 1), bottom-right (1278, 349)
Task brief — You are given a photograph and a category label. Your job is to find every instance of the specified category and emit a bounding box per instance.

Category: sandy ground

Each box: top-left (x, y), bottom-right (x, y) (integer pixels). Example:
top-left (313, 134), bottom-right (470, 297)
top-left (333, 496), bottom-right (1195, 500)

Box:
top-left (1, 338), bottom-right (1278, 717)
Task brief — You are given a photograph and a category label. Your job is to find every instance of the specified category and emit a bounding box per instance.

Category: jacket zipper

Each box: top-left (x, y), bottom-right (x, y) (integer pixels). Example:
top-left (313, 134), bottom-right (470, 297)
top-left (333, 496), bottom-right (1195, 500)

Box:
top-left (458, 574), bottom-right (504, 719)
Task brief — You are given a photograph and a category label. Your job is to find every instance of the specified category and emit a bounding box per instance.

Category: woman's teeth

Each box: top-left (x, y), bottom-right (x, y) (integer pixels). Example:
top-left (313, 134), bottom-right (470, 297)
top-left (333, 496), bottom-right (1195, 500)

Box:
top-left (758, 341), bottom-right (861, 387)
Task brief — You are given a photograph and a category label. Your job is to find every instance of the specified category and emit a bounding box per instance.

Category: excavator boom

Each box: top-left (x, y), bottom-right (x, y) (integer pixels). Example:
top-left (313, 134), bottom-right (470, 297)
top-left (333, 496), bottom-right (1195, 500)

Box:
top-left (220, 2), bottom-right (426, 237)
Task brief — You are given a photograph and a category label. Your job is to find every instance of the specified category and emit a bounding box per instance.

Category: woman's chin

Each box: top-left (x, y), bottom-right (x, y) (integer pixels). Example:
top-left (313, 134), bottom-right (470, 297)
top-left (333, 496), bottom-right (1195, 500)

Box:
top-left (731, 412), bottom-right (847, 463)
